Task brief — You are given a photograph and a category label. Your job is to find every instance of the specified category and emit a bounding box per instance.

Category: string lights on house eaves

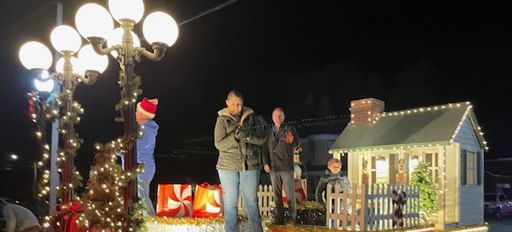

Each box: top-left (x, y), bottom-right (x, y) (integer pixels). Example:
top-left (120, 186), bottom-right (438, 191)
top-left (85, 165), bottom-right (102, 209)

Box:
top-left (344, 101), bottom-right (489, 153)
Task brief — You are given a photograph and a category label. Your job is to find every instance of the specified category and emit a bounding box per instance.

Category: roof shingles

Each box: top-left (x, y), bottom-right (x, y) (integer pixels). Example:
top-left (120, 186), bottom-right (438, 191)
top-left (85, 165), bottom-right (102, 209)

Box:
top-left (330, 103), bottom-right (471, 151)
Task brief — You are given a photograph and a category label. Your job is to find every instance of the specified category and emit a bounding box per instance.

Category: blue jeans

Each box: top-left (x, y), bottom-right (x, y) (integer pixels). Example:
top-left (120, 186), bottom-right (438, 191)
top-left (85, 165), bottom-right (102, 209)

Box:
top-left (218, 169), bottom-right (262, 232)
top-left (138, 176), bottom-right (156, 216)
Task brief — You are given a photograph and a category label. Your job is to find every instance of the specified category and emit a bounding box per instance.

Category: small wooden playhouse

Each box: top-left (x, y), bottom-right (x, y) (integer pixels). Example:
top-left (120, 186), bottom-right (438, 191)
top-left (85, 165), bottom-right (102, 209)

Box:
top-left (329, 98), bottom-right (488, 229)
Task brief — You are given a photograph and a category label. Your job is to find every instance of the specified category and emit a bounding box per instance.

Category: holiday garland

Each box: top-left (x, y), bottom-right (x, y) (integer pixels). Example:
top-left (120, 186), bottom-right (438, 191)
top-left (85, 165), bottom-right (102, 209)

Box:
top-left (115, 71), bottom-right (142, 123)
top-left (54, 89), bottom-right (84, 199)
top-left (28, 91), bottom-right (52, 216)
top-left (28, 89), bottom-right (85, 216)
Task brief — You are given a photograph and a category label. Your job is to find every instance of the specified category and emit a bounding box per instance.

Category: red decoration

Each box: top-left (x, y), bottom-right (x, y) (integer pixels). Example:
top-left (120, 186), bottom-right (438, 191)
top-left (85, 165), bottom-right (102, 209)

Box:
top-left (192, 182), bottom-right (223, 218)
top-left (392, 190), bottom-right (407, 227)
top-left (284, 131), bottom-right (294, 144)
top-left (156, 184), bottom-right (193, 217)
top-left (54, 201), bottom-right (85, 232)
top-left (282, 179), bottom-right (307, 204)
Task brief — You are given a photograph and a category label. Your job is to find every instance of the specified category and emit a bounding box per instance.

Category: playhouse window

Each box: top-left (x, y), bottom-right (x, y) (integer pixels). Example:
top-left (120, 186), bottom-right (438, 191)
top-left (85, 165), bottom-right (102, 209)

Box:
top-left (407, 153), bottom-right (440, 184)
top-left (461, 150), bottom-right (481, 185)
top-left (408, 156), bottom-right (419, 177)
top-left (466, 151), bottom-right (477, 185)
top-left (425, 153), bottom-right (440, 184)
top-left (372, 156), bottom-right (387, 183)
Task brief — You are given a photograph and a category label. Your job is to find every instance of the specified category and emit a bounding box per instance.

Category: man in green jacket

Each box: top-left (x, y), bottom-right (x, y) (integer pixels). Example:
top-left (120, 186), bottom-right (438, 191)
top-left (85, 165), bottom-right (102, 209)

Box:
top-left (214, 90), bottom-right (266, 232)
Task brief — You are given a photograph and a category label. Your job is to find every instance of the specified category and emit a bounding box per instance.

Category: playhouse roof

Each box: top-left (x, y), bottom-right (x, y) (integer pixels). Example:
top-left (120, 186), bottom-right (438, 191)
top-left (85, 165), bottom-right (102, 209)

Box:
top-left (330, 102), bottom-right (486, 152)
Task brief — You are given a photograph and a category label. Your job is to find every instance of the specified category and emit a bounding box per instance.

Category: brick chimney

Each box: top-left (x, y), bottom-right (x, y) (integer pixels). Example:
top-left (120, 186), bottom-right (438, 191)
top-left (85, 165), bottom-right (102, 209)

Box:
top-left (349, 98), bottom-right (385, 124)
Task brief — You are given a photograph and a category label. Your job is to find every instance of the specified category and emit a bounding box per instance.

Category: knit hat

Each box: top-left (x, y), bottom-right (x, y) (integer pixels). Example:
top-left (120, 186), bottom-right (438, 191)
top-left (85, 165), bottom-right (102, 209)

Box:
top-left (137, 97), bottom-right (158, 119)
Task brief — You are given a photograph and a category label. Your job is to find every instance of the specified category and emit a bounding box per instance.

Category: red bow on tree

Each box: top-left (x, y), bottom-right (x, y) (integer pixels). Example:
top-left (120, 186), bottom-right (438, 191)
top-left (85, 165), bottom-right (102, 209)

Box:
top-left (53, 201), bottom-right (85, 232)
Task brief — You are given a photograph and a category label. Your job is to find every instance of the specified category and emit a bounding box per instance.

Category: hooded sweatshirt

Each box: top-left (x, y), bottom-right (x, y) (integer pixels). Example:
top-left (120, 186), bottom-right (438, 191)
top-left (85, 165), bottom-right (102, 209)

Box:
top-left (137, 120), bottom-right (159, 181)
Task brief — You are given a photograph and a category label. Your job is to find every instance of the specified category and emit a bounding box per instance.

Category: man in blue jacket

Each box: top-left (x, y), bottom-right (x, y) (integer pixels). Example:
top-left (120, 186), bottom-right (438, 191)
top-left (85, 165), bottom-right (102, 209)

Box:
top-left (136, 97), bottom-right (159, 216)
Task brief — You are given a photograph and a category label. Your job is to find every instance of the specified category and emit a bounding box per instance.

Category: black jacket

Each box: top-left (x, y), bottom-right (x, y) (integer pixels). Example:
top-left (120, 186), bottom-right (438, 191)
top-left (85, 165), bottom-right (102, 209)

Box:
top-left (262, 123), bottom-right (299, 172)
top-left (315, 170), bottom-right (351, 204)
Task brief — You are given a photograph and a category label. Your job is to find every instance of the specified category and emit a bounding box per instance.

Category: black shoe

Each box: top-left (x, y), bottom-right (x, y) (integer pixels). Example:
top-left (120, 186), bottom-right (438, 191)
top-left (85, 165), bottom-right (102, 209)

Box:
top-left (274, 216), bottom-right (285, 225)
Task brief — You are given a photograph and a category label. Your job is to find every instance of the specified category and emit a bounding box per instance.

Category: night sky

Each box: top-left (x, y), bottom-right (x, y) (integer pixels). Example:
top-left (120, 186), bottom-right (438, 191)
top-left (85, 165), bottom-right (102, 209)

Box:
top-left (1, 0), bottom-right (511, 201)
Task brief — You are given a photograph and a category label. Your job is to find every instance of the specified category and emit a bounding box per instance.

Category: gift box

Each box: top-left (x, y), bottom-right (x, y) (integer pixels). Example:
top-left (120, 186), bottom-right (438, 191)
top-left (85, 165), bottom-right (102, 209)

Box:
top-left (157, 184), bottom-right (193, 217)
top-left (282, 179), bottom-right (307, 204)
top-left (192, 182), bottom-right (222, 218)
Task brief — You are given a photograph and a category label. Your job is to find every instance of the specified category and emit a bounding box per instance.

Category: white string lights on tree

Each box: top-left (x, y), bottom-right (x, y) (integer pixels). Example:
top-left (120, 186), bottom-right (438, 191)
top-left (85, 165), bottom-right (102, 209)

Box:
top-left (78, 137), bottom-right (144, 231)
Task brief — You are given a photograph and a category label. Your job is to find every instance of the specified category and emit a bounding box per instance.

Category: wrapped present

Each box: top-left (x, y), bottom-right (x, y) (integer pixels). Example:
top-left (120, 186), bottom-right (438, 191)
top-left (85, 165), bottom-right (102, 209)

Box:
top-left (282, 179), bottom-right (307, 204)
top-left (157, 184), bottom-right (193, 217)
top-left (192, 182), bottom-right (222, 218)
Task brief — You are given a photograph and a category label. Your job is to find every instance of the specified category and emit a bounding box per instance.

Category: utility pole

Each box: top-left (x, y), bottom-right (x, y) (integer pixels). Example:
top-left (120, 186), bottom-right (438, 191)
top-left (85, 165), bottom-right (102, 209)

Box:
top-left (49, 1), bottom-right (62, 215)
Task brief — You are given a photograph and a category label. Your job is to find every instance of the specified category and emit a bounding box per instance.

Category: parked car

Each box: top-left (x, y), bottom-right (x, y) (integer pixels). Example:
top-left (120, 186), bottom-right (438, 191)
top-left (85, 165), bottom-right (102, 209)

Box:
top-left (484, 183), bottom-right (512, 218)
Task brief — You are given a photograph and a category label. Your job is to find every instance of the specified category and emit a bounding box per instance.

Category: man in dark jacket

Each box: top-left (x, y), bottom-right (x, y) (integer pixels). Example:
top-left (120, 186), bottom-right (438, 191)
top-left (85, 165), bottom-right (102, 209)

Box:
top-left (262, 107), bottom-right (299, 224)
top-left (214, 90), bottom-right (266, 232)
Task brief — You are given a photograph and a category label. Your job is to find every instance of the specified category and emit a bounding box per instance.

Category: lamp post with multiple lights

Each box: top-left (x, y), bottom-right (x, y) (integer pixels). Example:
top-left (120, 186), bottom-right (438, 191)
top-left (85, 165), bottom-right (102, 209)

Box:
top-left (19, 25), bottom-right (109, 204)
top-left (74, 0), bottom-right (179, 206)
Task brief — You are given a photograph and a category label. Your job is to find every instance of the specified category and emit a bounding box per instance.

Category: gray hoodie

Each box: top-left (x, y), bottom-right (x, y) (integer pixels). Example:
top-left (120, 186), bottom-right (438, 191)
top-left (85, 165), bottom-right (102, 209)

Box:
top-left (214, 107), bottom-right (266, 171)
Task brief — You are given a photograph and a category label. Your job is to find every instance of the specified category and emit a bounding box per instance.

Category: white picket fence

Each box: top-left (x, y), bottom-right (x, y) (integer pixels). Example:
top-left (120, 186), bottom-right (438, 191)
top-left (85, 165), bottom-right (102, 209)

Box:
top-left (326, 183), bottom-right (422, 231)
top-left (238, 185), bottom-right (274, 218)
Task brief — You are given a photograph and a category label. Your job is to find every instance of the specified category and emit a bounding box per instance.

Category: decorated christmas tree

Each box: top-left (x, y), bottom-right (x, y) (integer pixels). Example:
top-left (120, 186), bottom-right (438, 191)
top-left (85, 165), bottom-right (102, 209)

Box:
top-left (78, 142), bottom-right (144, 231)
top-left (410, 161), bottom-right (438, 216)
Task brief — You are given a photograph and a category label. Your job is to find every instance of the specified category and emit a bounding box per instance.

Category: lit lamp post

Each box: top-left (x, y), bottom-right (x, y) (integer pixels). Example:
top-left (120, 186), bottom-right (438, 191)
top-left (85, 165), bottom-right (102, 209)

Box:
top-left (74, 0), bottom-right (179, 205)
top-left (19, 25), bottom-right (109, 204)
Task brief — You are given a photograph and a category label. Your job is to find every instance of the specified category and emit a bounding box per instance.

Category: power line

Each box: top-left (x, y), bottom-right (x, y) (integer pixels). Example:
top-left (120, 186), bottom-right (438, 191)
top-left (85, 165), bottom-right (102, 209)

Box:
top-left (8, 1), bottom-right (60, 33)
top-left (178, 0), bottom-right (239, 26)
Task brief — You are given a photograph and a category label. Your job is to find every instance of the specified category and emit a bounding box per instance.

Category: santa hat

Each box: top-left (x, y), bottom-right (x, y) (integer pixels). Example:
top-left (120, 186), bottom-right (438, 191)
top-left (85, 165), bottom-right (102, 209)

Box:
top-left (137, 97), bottom-right (158, 119)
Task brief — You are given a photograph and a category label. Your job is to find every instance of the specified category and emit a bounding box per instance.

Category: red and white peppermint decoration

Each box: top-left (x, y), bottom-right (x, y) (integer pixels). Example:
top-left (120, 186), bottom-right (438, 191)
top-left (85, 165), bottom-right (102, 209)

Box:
top-left (157, 184), bottom-right (192, 217)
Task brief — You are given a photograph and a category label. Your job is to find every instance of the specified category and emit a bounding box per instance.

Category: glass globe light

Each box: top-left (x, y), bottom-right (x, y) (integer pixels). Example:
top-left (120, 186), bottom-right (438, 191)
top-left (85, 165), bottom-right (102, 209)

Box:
top-left (143, 11), bottom-right (179, 46)
top-left (78, 44), bottom-right (109, 73)
top-left (50, 25), bottom-right (82, 53)
top-left (108, 0), bottom-right (144, 23)
top-left (75, 3), bottom-right (114, 39)
top-left (18, 41), bottom-right (53, 70)
top-left (34, 78), bottom-right (55, 93)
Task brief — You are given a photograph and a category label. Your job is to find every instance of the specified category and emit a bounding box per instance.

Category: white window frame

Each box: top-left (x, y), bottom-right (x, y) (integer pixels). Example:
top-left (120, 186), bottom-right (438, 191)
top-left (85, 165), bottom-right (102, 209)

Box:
top-left (465, 151), bottom-right (477, 185)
